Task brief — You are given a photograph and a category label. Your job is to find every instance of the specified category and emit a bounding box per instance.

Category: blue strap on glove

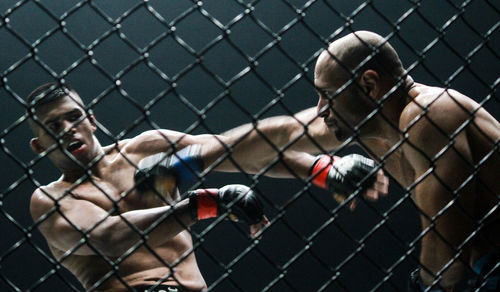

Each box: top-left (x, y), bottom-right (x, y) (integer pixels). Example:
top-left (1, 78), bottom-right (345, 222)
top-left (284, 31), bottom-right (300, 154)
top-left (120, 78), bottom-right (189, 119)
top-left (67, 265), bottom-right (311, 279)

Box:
top-left (473, 250), bottom-right (500, 291)
top-left (135, 145), bottom-right (204, 193)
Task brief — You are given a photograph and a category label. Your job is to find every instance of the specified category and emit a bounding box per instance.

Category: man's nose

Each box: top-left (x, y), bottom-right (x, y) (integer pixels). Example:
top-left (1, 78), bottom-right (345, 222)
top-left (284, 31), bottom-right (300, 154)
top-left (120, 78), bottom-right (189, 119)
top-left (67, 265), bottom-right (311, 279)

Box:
top-left (317, 97), bottom-right (330, 118)
top-left (62, 121), bottom-right (77, 135)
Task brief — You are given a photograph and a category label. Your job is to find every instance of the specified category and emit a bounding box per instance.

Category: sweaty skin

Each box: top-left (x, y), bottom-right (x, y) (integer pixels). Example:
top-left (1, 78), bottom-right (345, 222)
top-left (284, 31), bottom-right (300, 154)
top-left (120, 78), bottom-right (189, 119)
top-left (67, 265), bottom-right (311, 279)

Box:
top-left (309, 31), bottom-right (500, 288)
top-left (213, 31), bottom-right (499, 289)
top-left (28, 93), bottom-right (272, 291)
top-left (29, 94), bottom-right (204, 291)
top-left (401, 84), bottom-right (500, 286)
top-left (29, 29), bottom-right (497, 289)
top-left (29, 90), bottom-right (381, 291)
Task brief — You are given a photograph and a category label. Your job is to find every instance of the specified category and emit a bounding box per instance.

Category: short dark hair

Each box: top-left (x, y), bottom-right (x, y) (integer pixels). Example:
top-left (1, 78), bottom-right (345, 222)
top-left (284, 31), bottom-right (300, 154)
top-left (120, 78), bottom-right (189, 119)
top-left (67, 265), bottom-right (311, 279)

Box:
top-left (26, 82), bottom-right (75, 110)
top-left (25, 82), bottom-right (76, 134)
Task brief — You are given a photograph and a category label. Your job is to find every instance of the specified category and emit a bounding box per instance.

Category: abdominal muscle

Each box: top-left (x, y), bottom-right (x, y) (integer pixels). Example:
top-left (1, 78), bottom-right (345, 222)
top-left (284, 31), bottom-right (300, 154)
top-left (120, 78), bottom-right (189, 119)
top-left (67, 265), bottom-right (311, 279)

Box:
top-left (52, 230), bottom-right (207, 291)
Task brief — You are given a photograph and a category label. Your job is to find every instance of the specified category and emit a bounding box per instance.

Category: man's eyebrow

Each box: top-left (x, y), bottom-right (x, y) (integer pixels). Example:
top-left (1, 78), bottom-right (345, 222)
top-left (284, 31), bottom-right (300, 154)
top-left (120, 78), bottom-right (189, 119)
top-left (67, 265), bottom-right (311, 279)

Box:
top-left (43, 116), bottom-right (59, 125)
top-left (67, 108), bottom-right (83, 115)
top-left (43, 109), bottom-right (82, 125)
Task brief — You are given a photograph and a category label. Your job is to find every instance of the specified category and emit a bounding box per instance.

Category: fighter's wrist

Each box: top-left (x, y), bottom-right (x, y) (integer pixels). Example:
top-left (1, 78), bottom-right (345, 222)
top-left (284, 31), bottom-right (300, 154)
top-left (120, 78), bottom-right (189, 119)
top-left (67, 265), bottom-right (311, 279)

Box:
top-left (188, 189), bottom-right (219, 221)
top-left (188, 185), bottom-right (264, 225)
top-left (309, 154), bottom-right (339, 189)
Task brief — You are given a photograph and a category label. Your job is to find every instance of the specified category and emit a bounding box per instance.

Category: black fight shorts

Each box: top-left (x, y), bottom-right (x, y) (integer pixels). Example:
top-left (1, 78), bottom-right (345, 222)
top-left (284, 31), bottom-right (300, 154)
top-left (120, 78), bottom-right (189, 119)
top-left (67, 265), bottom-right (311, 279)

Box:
top-left (131, 284), bottom-right (199, 292)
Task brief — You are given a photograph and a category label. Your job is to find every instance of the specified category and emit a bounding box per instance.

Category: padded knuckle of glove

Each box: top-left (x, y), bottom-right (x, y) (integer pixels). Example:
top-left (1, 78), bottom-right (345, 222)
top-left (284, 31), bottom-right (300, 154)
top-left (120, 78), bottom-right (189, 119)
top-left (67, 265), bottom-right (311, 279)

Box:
top-left (218, 184), bottom-right (263, 225)
top-left (311, 154), bottom-right (378, 196)
top-left (134, 145), bottom-right (204, 193)
top-left (189, 185), bottom-right (264, 225)
top-left (134, 152), bottom-right (174, 193)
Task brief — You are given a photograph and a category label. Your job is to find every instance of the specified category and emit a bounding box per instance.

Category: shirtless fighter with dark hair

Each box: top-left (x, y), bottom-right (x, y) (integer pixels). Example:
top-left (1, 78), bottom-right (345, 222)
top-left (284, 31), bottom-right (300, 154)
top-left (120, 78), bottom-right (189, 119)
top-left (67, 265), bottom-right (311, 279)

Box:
top-left (27, 82), bottom-right (387, 291)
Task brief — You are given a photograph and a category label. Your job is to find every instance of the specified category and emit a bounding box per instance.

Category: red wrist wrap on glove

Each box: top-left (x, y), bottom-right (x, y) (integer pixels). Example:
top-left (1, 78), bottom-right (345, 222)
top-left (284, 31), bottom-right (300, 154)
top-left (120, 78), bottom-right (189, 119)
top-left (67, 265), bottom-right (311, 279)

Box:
top-left (311, 155), bottom-right (339, 189)
top-left (195, 189), bottom-right (219, 220)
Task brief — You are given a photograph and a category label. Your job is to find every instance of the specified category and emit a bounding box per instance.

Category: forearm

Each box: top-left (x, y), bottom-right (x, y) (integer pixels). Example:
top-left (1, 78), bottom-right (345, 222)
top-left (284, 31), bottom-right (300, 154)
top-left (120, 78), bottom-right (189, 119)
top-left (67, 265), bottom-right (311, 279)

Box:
top-left (260, 150), bottom-right (317, 178)
top-left (221, 107), bottom-right (325, 153)
top-left (201, 107), bottom-right (339, 175)
top-left (200, 135), bottom-right (316, 178)
top-left (96, 184), bottom-right (266, 255)
top-left (93, 200), bottom-right (193, 256)
top-left (200, 116), bottom-right (295, 172)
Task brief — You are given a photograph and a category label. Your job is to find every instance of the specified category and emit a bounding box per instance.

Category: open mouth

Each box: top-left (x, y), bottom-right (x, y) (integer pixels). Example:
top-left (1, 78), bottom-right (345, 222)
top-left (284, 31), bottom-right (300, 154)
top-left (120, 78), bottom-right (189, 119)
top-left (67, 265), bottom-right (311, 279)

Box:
top-left (67, 141), bottom-right (84, 152)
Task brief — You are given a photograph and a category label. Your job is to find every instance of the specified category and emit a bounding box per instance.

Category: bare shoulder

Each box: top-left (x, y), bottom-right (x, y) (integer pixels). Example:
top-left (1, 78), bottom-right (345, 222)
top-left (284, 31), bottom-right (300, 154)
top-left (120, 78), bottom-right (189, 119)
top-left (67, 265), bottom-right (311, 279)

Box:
top-left (400, 85), bottom-right (478, 135)
top-left (102, 139), bottom-right (131, 153)
top-left (399, 86), bottom-right (479, 166)
top-left (116, 129), bottom-right (196, 158)
top-left (30, 181), bottom-right (67, 222)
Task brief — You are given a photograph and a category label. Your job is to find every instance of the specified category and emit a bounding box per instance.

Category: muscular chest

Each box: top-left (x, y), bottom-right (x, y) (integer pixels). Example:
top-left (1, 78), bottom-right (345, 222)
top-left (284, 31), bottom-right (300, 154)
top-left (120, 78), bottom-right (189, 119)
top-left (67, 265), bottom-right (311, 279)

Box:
top-left (70, 177), bottom-right (131, 213)
top-left (70, 166), bottom-right (176, 213)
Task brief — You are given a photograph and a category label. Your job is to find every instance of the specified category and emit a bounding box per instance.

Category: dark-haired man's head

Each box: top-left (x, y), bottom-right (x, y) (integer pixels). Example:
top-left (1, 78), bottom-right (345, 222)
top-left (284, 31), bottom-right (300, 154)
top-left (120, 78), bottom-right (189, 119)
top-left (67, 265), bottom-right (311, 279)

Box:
top-left (26, 82), bottom-right (75, 107)
top-left (26, 82), bottom-right (82, 134)
top-left (26, 82), bottom-right (99, 172)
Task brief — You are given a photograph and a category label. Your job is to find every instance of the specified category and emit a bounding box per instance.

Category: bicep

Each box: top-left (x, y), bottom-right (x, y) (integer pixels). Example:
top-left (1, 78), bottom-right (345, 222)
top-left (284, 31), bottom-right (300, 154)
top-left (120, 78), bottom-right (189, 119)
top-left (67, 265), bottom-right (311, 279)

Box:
top-left (210, 108), bottom-right (340, 171)
top-left (121, 129), bottom-right (202, 158)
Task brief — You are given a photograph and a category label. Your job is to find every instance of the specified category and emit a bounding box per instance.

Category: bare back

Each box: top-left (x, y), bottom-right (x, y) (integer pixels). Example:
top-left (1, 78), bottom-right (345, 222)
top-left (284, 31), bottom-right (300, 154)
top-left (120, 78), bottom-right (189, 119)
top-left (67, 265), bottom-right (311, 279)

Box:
top-left (402, 84), bottom-right (500, 198)
top-left (398, 84), bottom-right (500, 264)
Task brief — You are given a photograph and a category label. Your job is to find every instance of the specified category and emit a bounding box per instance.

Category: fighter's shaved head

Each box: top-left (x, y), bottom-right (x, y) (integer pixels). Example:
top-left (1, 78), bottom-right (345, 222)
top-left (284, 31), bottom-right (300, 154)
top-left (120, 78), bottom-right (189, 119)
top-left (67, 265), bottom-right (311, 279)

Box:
top-left (316, 31), bottom-right (405, 83)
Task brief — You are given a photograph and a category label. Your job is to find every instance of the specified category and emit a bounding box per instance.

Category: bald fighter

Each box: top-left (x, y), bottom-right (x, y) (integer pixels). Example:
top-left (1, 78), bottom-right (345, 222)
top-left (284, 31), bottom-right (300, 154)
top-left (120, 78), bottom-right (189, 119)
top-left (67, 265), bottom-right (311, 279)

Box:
top-left (27, 82), bottom-right (386, 291)
top-left (218, 31), bottom-right (500, 291)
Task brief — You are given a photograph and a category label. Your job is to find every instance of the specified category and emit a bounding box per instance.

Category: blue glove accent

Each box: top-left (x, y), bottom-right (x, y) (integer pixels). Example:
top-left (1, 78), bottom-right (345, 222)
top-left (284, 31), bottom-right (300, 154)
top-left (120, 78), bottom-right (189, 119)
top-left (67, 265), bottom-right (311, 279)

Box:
top-left (170, 145), bottom-right (204, 187)
top-left (135, 145), bottom-right (204, 193)
top-left (417, 279), bottom-right (444, 292)
top-left (408, 269), bottom-right (447, 292)
top-left (473, 250), bottom-right (500, 291)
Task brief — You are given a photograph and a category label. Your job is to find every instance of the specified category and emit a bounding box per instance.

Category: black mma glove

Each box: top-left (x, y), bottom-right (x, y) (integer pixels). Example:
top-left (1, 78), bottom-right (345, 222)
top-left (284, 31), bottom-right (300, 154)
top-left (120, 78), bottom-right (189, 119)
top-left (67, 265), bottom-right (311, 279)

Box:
top-left (309, 153), bottom-right (377, 198)
top-left (134, 145), bottom-right (204, 193)
top-left (187, 184), bottom-right (264, 225)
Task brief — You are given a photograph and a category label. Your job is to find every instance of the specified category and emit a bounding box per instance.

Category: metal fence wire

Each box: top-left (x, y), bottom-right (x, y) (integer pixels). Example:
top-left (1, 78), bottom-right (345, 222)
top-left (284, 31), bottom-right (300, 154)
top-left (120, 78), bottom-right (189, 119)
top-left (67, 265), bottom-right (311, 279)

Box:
top-left (0, 0), bottom-right (499, 291)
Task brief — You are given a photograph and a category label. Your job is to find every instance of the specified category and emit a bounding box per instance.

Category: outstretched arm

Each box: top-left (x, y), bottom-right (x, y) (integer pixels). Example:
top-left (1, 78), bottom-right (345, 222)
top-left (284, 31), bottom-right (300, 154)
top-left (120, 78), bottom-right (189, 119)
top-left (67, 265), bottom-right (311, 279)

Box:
top-left (121, 107), bottom-right (388, 203)
top-left (202, 107), bottom-right (342, 177)
top-left (201, 108), bottom-right (388, 204)
top-left (120, 107), bottom-right (339, 177)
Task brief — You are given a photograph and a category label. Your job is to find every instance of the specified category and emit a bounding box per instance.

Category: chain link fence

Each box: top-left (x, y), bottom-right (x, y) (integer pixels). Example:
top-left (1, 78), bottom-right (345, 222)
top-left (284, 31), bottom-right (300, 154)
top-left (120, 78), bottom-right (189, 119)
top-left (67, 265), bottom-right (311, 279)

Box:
top-left (1, 0), bottom-right (499, 291)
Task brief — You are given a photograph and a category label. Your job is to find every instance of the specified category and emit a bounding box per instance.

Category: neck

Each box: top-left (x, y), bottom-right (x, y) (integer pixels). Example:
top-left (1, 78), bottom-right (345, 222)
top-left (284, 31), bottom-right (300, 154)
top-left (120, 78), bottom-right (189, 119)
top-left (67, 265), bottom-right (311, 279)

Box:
top-left (360, 75), bottom-right (414, 145)
top-left (60, 140), bottom-right (107, 183)
top-left (61, 157), bottom-right (106, 182)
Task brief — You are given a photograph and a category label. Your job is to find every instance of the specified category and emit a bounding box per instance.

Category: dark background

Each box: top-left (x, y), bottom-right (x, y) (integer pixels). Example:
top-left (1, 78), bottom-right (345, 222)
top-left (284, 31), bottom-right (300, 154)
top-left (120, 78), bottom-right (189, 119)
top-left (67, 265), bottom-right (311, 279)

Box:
top-left (0, 0), bottom-right (498, 291)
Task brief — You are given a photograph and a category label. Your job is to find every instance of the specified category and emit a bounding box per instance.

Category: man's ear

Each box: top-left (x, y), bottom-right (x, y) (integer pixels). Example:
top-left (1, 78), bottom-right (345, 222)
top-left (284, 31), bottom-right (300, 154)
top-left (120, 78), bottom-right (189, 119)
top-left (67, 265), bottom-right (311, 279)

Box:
top-left (88, 113), bottom-right (97, 132)
top-left (359, 69), bottom-right (380, 99)
top-left (30, 138), bottom-right (45, 154)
